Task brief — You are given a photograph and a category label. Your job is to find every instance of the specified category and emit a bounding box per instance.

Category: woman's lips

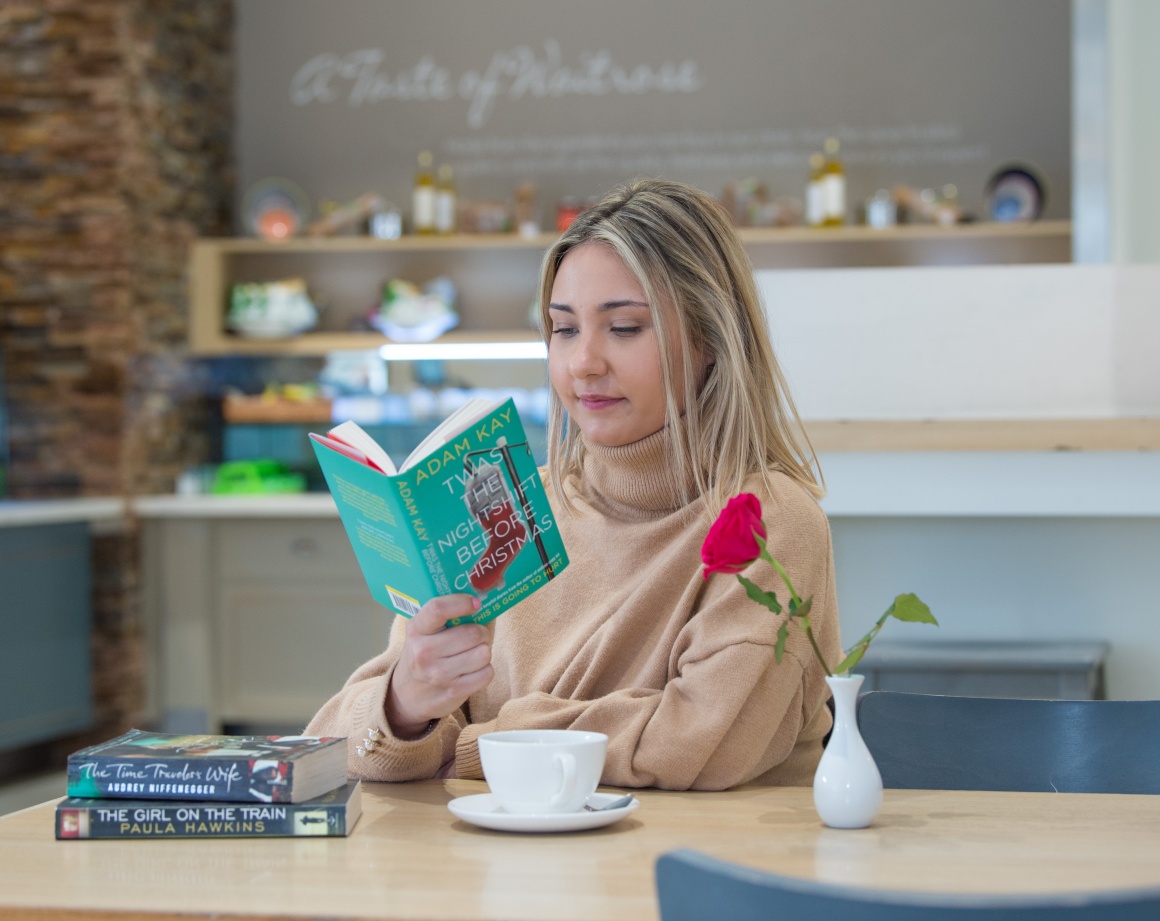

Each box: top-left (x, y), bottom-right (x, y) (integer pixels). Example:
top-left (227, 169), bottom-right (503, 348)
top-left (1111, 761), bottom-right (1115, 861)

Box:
top-left (579, 395), bottom-right (623, 410)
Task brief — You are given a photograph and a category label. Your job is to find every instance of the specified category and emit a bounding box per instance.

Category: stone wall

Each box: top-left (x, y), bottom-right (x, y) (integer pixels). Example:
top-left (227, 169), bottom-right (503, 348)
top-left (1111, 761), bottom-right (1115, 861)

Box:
top-left (0, 0), bottom-right (233, 754)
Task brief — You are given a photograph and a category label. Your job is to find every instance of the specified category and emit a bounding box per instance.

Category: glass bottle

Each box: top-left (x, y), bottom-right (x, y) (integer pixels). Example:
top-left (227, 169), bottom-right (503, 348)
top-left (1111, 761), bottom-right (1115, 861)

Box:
top-left (821, 137), bottom-right (847, 227)
top-left (805, 152), bottom-right (826, 227)
top-left (434, 164), bottom-right (457, 235)
top-left (411, 151), bottom-right (436, 235)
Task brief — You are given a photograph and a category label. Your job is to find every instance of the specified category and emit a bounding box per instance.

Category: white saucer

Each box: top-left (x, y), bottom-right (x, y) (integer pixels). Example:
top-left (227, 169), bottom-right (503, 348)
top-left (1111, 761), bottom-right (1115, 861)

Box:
top-left (447, 792), bottom-right (640, 833)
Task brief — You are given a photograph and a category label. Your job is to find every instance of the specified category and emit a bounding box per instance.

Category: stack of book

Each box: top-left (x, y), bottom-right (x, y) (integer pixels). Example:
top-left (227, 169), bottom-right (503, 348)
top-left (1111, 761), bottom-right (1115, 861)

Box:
top-left (55, 729), bottom-right (360, 840)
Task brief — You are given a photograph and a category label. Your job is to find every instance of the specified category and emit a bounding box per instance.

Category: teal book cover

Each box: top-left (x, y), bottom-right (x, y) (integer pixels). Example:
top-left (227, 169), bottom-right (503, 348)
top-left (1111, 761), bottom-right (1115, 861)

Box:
top-left (65, 730), bottom-right (347, 803)
top-left (311, 398), bottom-right (568, 625)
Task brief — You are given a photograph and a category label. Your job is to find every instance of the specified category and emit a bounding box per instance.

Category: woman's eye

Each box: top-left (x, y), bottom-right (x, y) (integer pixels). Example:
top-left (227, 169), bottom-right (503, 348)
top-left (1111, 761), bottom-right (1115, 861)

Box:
top-left (611, 326), bottom-right (641, 336)
top-left (551, 326), bottom-right (577, 337)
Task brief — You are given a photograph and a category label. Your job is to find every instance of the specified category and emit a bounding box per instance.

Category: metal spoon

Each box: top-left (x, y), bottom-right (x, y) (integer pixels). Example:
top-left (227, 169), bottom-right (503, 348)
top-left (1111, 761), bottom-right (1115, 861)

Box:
top-left (583, 793), bottom-right (635, 812)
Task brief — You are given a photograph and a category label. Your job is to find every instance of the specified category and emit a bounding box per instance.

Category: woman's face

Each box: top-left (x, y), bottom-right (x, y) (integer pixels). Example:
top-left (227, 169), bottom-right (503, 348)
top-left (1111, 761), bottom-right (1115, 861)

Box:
top-left (547, 242), bottom-right (677, 447)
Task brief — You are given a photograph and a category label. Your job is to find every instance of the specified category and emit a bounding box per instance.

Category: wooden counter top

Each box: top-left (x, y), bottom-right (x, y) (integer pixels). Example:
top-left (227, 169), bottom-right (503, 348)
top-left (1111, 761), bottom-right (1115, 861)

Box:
top-left (0, 498), bottom-right (125, 531)
top-left (2, 781), bottom-right (1159, 921)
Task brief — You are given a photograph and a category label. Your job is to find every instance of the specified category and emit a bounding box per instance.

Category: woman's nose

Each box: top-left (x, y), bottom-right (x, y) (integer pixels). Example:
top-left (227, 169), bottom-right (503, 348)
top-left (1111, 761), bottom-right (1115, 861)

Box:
top-left (570, 331), bottom-right (607, 377)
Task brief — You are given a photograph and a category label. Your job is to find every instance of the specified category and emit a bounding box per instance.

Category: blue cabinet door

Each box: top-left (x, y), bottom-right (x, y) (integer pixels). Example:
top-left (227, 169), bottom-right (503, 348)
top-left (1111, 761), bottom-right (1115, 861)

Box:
top-left (0, 522), bottom-right (94, 751)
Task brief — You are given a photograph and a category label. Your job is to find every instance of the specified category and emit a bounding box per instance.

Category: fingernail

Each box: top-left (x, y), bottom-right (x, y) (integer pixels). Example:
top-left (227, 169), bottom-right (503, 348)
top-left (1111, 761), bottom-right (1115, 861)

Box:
top-left (472, 596), bottom-right (482, 611)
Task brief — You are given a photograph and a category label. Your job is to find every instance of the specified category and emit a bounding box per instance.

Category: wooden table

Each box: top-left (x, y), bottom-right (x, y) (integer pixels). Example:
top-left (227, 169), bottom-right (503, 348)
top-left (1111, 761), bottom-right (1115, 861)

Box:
top-left (2, 780), bottom-right (1160, 921)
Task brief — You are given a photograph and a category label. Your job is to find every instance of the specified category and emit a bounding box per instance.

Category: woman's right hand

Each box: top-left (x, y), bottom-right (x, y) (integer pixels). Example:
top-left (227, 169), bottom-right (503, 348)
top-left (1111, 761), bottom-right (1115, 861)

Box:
top-left (385, 594), bottom-right (495, 739)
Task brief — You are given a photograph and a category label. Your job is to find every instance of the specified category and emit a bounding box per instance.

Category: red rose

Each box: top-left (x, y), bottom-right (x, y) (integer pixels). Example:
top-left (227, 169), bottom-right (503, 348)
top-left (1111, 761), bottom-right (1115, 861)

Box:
top-left (701, 493), bottom-right (767, 579)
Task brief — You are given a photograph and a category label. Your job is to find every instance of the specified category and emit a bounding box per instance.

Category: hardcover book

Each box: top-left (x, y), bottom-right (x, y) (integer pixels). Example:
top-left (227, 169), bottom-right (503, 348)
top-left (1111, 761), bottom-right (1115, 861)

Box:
top-left (66, 730), bottom-right (348, 804)
top-left (310, 396), bottom-right (568, 626)
top-left (56, 780), bottom-right (362, 839)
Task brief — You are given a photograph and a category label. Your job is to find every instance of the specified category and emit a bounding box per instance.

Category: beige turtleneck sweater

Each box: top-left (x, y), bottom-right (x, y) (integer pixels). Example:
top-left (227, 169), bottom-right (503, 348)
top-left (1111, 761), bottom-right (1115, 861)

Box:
top-left (305, 428), bottom-right (842, 790)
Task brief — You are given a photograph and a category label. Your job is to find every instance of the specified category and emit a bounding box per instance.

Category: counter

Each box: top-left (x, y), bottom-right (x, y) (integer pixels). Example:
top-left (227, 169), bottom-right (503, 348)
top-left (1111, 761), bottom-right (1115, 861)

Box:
top-left (125, 450), bottom-right (1160, 520)
top-left (812, 451), bottom-right (1160, 701)
top-left (14, 449), bottom-right (1160, 737)
top-left (0, 498), bottom-right (125, 531)
top-left (127, 450), bottom-right (1160, 731)
top-left (132, 493), bottom-right (336, 518)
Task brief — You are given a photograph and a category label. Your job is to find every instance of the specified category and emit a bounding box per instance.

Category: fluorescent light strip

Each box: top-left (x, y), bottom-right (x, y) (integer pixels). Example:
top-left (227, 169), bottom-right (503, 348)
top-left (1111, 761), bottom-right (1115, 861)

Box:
top-left (378, 341), bottom-right (547, 361)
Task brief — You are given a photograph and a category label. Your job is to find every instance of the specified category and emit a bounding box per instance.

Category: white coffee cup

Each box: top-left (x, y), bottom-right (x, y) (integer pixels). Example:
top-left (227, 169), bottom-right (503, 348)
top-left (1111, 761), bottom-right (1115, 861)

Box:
top-left (478, 729), bottom-right (608, 814)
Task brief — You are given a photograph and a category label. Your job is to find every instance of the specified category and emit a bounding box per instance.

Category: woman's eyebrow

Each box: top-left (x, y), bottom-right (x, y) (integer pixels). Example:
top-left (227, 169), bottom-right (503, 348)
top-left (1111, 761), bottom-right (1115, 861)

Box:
top-left (548, 299), bottom-right (649, 312)
top-left (600, 299), bottom-right (649, 310)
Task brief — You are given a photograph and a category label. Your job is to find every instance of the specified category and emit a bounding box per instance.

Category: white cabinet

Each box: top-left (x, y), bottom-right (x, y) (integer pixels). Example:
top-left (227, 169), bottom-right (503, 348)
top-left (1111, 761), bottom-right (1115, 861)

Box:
top-left (141, 510), bottom-right (393, 733)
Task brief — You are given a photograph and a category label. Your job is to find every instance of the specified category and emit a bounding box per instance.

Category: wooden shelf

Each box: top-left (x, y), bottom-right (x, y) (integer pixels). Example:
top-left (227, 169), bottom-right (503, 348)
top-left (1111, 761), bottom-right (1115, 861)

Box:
top-left (196, 328), bottom-right (544, 357)
top-left (199, 231), bottom-right (562, 254)
top-left (188, 235), bottom-right (552, 356)
top-left (195, 222), bottom-right (1071, 254)
top-left (740, 220), bottom-right (1071, 269)
top-left (188, 222), bottom-right (1072, 356)
top-left (739, 220), bottom-right (1072, 245)
top-left (805, 418), bottom-right (1160, 452)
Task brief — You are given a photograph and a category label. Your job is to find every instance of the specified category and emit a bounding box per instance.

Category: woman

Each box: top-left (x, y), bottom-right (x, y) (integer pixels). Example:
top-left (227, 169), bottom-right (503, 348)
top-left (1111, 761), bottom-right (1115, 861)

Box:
top-left (306, 178), bottom-right (842, 790)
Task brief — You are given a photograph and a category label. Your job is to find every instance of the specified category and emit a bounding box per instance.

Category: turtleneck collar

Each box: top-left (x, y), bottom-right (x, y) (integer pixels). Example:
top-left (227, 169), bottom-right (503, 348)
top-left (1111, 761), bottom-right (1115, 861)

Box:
top-left (579, 426), bottom-right (700, 520)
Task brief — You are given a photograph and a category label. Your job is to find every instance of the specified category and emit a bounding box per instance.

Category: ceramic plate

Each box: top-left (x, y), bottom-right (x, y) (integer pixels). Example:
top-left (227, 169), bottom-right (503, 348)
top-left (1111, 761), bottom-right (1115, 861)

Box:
top-left (447, 792), bottom-right (639, 833)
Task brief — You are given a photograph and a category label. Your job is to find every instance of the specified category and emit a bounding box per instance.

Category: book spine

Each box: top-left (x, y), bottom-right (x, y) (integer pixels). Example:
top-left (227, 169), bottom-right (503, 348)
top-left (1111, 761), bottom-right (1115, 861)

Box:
top-left (66, 756), bottom-right (297, 803)
top-left (386, 477), bottom-right (439, 618)
top-left (56, 800), bottom-right (350, 839)
top-left (311, 437), bottom-right (436, 618)
top-left (393, 468), bottom-right (446, 617)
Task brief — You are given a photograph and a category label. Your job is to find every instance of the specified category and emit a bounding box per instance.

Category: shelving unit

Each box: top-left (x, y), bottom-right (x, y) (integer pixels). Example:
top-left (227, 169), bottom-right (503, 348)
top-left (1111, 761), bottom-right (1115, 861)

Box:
top-left (188, 232), bottom-right (553, 356)
top-left (187, 221), bottom-right (1072, 356)
top-left (181, 220), bottom-right (1152, 455)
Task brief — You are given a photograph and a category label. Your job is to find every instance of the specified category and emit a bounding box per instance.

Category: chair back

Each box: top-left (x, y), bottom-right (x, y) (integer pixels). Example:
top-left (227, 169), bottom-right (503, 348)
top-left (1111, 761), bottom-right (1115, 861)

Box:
top-left (856, 691), bottom-right (1160, 793)
top-left (655, 849), bottom-right (1160, 921)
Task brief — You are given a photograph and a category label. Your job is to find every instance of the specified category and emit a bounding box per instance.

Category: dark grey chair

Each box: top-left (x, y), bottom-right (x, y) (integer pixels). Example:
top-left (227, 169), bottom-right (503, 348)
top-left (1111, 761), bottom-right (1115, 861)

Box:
top-left (655, 849), bottom-right (1160, 921)
top-left (856, 691), bottom-right (1160, 793)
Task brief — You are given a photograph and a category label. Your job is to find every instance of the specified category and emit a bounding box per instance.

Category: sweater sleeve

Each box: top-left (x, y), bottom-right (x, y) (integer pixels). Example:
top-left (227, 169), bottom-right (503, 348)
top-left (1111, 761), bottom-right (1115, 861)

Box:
top-left (304, 614), bottom-right (466, 782)
top-left (453, 496), bottom-right (842, 790)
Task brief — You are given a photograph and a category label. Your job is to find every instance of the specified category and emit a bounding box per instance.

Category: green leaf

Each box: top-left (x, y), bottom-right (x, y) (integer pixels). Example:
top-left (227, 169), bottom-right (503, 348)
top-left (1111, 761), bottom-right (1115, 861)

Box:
top-left (831, 594), bottom-right (937, 674)
top-left (788, 595), bottom-right (813, 619)
top-left (774, 621), bottom-right (789, 664)
top-left (887, 593), bottom-right (939, 625)
top-left (737, 575), bottom-right (783, 614)
top-left (833, 644), bottom-right (868, 675)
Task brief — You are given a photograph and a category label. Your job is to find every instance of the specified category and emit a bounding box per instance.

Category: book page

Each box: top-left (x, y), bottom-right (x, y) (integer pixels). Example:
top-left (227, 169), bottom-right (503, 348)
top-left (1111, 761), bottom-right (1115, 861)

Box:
top-left (308, 433), bottom-right (388, 474)
top-left (326, 422), bottom-right (397, 475)
top-left (398, 397), bottom-right (500, 473)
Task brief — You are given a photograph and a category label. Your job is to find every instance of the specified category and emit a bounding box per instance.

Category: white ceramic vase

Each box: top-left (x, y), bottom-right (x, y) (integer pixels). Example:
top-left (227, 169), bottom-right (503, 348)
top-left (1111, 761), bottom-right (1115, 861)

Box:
top-left (813, 673), bottom-right (883, 829)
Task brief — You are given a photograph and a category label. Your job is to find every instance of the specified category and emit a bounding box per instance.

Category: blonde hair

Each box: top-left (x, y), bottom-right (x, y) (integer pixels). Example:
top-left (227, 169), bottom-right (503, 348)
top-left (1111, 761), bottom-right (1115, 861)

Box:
top-left (538, 178), bottom-right (822, 514)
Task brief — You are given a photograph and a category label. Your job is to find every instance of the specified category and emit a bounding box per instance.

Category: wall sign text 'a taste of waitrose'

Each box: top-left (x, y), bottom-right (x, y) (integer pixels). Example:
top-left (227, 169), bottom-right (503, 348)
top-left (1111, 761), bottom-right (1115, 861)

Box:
top-left (289, 40), bottom-right (705, 128)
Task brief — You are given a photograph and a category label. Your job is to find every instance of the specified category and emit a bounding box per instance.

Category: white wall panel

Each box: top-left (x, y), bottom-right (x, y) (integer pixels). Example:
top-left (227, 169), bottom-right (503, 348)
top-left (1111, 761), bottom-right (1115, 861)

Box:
top-left (759, 263), bottom-right (1159, 420)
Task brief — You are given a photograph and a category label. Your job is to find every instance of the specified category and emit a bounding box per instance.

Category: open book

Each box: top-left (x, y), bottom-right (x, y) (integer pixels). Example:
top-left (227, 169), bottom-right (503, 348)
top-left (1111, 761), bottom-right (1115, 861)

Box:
top-left (310, 398), bottom-right (568, 625)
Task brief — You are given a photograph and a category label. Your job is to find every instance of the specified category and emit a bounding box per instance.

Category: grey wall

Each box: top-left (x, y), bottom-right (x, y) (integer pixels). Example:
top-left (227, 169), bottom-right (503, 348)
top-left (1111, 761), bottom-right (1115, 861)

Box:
top-left (830, 514), bottom-right (1160, 700)
top-left (235, 0), bottom-right (1071, 230)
